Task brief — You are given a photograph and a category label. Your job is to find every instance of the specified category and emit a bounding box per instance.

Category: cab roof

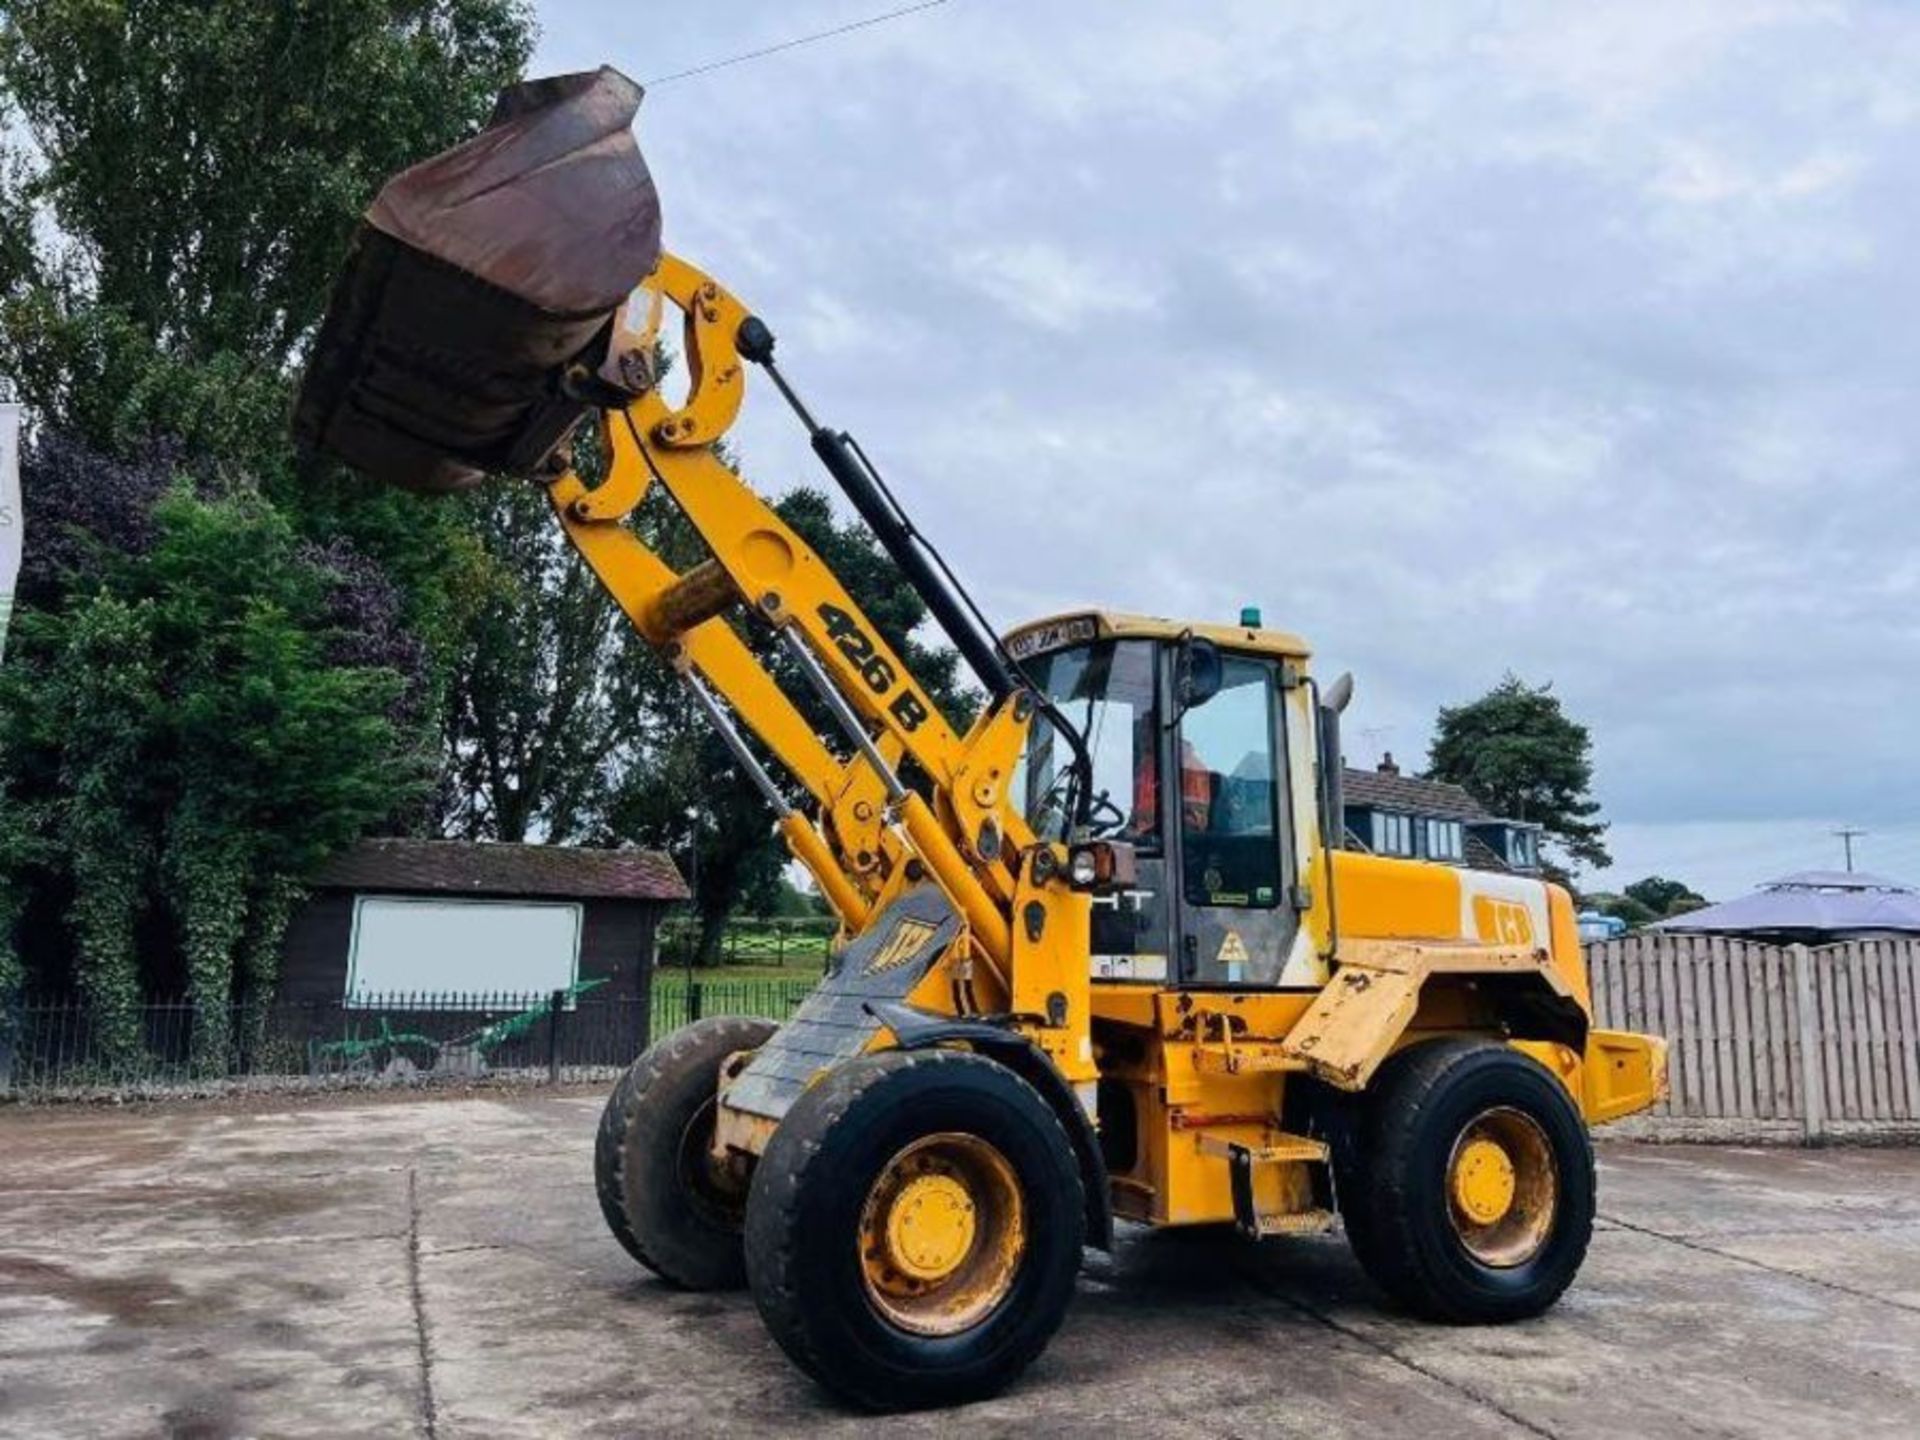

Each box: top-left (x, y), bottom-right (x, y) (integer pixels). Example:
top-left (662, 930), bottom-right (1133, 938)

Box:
top-left (1004, 609), bottom-right (1312, 663)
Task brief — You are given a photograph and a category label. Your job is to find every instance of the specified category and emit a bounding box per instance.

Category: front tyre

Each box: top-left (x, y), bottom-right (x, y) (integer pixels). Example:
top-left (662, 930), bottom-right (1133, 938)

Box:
top-left (594, 1015), bottom-right (777, 1290)
top-left (744, 1050), bottom-right (1085, 1412)
top-left (1353, 1039), bottom-right (1595, 1323)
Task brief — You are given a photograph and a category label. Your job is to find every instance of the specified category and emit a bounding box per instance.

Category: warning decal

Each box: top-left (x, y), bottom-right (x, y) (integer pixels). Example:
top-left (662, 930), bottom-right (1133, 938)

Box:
top-left (1217, 931), bottom-right (1249, 964)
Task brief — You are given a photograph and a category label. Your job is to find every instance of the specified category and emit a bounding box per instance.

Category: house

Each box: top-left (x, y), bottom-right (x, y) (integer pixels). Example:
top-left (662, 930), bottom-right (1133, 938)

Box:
top-left (1648, 870), bottom-right (1920, 945)
top-left (1342, 754), bottom-right (1543, 875)
top-left (278, 838), bottom-right (688, 1007)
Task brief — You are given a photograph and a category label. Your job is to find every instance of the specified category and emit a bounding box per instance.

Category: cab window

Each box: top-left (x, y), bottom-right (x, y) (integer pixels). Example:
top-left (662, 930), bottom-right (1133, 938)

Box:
top-left (1020, 640), bottom-right (1159, 846)
top-left (1179, 656), bottom-right (1282, 908)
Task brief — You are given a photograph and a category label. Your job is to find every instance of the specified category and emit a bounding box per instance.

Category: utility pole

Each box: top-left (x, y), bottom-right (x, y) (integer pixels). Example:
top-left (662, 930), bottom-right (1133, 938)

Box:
top-left (1834, 827), bottom-right (1866, 873)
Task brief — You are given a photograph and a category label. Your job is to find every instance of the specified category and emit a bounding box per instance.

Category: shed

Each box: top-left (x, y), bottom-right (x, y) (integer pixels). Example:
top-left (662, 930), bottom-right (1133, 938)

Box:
top-left (279, 839), bottom-right (688, 1007)
top-left (1648, 870), bottom-right (1920, 945)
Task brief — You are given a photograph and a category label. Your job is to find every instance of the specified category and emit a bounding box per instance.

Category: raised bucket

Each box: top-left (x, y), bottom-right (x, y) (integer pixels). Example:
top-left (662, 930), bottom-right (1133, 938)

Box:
top-left (293, 66), bottom-right (662, 493)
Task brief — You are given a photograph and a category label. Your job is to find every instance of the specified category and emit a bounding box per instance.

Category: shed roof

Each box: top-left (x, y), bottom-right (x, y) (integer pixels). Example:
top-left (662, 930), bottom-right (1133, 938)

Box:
top-left (313, 838), bottom-right (688, 902)
top-left (1651, 870), bottom-right (1920, 938)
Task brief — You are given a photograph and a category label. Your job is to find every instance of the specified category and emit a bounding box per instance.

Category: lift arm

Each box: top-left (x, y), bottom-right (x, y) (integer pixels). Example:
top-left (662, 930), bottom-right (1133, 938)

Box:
top-left (548, 253), bottom-right (1058, 976)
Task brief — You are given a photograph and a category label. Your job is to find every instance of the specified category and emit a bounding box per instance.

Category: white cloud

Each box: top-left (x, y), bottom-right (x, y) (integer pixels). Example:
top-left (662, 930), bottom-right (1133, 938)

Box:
top-left (538, 1), bottom-right (1920, 892)
top-left (951, 241), bottom-right (1159, 333)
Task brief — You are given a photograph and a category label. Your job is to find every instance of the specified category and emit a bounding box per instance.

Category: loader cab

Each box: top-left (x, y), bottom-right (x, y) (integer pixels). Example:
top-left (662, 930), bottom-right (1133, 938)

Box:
top-left (1008, 612), bottom-right (1324, 990)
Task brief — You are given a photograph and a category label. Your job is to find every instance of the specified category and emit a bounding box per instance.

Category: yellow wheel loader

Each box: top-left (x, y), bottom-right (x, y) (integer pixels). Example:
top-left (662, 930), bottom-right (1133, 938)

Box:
top-left (297, 67), bottom-right (1667, 1413)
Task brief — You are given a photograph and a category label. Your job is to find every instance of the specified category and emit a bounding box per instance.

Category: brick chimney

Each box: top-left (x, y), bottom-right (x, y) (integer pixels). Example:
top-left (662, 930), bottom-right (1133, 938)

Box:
top-left (1377, 751), bottom-right (1400, 777)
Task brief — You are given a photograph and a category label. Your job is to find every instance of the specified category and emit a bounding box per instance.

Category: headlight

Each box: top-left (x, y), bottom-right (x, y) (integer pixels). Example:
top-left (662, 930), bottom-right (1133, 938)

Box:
top-left (1068, 847), bottom-right (1101, 888)
top-left (1064, 841), bottom-right (1137, 892)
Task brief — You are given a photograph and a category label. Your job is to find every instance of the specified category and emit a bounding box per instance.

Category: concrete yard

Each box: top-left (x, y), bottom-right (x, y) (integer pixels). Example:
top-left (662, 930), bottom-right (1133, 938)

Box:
top-left (2, 1092), bottom-right (1916, 1439)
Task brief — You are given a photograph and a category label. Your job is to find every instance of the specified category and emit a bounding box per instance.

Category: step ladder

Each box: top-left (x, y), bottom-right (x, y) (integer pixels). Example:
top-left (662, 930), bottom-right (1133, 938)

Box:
top-left (1196, 1130), bottom-right (1335, 1239)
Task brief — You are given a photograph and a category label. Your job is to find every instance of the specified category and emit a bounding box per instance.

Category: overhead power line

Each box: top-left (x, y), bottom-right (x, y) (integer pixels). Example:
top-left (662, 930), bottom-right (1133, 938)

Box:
top-left (644, 1), bottom-right (952, 88)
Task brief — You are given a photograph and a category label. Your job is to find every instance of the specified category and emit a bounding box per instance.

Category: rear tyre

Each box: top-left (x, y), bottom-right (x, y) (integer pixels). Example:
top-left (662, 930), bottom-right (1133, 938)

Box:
top-left (594, 1015), bottom-right (777, 1290)
top-left (744, 1050), bottom-right (1085, 1412)
top-left (1351, 1039), bottom-right (1594, 1323)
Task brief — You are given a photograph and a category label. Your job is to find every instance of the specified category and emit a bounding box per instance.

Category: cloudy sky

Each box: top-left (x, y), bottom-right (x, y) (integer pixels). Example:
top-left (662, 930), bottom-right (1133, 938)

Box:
top-left (535, 2), bottom-right (1920, 899)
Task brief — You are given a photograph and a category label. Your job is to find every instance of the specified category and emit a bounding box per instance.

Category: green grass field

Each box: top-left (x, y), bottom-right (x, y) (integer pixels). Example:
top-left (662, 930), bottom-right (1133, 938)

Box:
top-left (653, 961), bottom-right (820, 985)
top-left (657, 918), bottom-right (835, 973)
top-left (649, 965), bottom-right (818, 1040)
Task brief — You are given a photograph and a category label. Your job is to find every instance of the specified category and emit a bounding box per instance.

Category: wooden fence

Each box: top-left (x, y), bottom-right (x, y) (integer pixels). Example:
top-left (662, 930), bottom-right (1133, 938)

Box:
top-left (1585, 933), bottom-right (1920, 1140)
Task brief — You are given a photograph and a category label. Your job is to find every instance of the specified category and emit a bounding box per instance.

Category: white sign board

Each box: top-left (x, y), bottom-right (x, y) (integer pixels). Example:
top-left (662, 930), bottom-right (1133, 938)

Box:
top-left (344, 896), bottom-right (583, 1005)
top-left (0, 403), bottom-right (19, 664)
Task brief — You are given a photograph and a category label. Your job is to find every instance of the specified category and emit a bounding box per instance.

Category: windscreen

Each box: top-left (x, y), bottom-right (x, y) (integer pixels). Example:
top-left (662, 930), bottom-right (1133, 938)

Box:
top-left (1019, 640), bottom-right (1159, 844)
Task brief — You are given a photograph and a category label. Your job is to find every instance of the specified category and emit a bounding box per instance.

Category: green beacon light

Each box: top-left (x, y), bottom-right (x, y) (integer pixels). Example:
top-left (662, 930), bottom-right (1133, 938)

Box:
top-left (1239, 605), bottom-right (1263, 629)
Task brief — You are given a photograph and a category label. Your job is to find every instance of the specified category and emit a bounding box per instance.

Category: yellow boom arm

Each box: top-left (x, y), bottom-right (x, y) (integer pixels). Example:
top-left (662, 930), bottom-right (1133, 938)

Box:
top-left (548, 253), bottom-right (1044, 979)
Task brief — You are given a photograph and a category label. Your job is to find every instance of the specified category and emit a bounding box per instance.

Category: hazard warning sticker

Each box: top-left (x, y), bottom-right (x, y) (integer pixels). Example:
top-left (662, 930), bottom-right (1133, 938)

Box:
top-left (1217, 931), bottom-right (1249, 964)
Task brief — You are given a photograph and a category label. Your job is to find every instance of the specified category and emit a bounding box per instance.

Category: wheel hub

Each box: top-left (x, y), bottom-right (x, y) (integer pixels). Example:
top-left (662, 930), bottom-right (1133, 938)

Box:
top-left (1450, 1136), bottom-right (1517, 1225)
top-left (1444, 1106), bottom-right (1558, 1268)
top-left (858, 1132), bottom-right (1026, 1336)
top-left (884, 1173), bottom-right (977, 1280)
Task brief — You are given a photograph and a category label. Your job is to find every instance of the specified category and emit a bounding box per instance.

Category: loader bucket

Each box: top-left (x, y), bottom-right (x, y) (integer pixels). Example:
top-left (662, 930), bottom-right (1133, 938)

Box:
top-left (293, 66), bottom-right (663, 493)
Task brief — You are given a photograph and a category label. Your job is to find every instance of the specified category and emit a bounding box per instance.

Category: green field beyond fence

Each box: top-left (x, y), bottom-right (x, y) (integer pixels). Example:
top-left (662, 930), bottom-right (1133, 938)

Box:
top-left (649, 973), bottom-right (817, 1040)
top-left (657, 916), bottom-right (836, 970)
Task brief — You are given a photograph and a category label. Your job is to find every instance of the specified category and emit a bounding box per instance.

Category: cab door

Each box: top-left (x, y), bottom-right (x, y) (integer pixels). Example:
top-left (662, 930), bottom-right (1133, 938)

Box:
top-left (1170, 653), bottom-right (1301, 986)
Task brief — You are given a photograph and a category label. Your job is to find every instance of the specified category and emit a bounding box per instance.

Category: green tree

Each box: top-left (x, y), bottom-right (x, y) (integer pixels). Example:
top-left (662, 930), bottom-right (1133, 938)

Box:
top-left (1624, 875), bottom-right (1706, 917)
top-left (0, 0), bottom-right (531, 675)
top-left (762, 877), bottom-right (830, 920)
top-left (42, 597), bottom-right (157, 1065)
top-left (0, 0), bottom-right (530, 364)
top-left (437, 480), bottom-right (625, 843)
top-left (1427, 674), bottom-right (1610, 878)
top-left (0, 1), bottom-right (532, 1036)
top-left (142, 488), bottom-right (424, 1060)
top-left (1, 472), bottom-right (424, 1063)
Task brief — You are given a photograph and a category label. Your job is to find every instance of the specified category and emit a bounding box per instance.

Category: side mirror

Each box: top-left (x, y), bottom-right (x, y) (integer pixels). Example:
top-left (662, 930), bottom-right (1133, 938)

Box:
top-left (1173, 636), bottom-right (1223, 720)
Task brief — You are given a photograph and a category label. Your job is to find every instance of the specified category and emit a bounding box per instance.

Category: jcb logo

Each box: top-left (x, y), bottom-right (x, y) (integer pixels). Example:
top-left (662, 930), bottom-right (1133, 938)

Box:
top-left (864, 918), bottom-right (937, 976)
top-left (1472, 897), bottom-right (1535, 946)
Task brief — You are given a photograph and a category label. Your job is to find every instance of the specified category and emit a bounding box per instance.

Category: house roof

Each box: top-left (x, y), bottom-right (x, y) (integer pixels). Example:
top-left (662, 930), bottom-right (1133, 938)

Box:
top-left (1342, 767), bottom-right (1491, 822)
top-left (313, 838), bottom-right (689, 903)
top-left (1651, 870), bottom-right (1920, 938)
top-left (1463, 832), bottom-right (1512, 873)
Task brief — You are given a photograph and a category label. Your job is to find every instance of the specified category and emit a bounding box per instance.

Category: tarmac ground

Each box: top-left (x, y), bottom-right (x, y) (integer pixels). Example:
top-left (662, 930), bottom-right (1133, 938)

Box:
top-left (2, 1088), bottom-right (1916, 1438)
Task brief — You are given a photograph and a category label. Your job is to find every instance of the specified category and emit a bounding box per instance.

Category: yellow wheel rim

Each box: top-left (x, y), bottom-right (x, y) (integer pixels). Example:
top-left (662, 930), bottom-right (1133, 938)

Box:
top-left (1451, 1136), bottom-right (1517, 1225)
top-left (858, 1132), bottom-right (1025, 1336)
top-left (1445, 1107), bottom-right (1557, 1268)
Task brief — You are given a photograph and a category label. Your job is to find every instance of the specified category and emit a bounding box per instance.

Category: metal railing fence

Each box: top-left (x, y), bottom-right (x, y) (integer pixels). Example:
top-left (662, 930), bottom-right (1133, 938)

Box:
top-left (1, 975), bottom-right (818, 1099)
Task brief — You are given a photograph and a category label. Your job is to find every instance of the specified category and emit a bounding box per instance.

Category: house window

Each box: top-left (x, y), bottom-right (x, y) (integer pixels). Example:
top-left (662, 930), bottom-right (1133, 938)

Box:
top-left (346, 897), bottom-right (583, 1005)
top-left (1511, 829), bottom-right (1539, 869)
top-left (1424, 819), bottom-right (1463, 862)
top-left (1374, 811), bottom-right (1413, 856)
